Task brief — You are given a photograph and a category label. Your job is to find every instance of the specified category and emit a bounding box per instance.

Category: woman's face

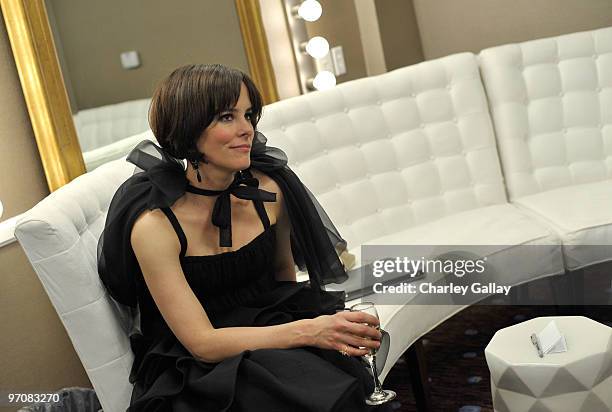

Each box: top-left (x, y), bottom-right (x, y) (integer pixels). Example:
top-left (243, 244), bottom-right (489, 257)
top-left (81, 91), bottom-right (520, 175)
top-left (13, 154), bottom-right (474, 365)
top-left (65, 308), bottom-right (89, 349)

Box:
top-left (197, 82), bottom-right (254, 173)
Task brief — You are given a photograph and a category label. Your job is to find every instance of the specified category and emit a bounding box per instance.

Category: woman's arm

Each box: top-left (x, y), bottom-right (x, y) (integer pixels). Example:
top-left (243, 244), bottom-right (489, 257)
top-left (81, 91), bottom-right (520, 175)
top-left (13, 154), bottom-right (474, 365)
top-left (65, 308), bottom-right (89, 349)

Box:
top-left (131, 209), bottom-right (381, 364)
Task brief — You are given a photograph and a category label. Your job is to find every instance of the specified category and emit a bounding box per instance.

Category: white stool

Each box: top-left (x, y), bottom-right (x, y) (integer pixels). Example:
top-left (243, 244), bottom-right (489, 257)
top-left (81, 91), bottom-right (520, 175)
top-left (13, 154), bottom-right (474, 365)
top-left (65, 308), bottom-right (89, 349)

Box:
top-left (485, 316), bottom-right (612, 412)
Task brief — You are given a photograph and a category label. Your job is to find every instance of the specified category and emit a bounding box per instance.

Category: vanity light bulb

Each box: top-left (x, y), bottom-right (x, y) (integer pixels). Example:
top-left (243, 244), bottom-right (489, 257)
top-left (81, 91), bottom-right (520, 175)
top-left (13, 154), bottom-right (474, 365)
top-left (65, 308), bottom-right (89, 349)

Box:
top-left (297, 0), bottom-right (322, 22)
top-left (312, 71), bottom-right (336, 90)
top-left (305, 37), bottom-right (329, 59)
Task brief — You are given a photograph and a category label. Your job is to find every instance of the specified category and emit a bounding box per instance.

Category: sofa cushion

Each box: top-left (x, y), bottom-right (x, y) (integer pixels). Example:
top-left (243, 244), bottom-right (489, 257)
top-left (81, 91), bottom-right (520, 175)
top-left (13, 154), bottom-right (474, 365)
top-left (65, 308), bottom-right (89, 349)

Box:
top-left (339, 203), bottom-right (564, 379)
top-left (479, 26), bottom-right (612, 200)
top-left (514, 180), bottom-right (612, 269)
top-left (259, 52), bottom-right (508, 247)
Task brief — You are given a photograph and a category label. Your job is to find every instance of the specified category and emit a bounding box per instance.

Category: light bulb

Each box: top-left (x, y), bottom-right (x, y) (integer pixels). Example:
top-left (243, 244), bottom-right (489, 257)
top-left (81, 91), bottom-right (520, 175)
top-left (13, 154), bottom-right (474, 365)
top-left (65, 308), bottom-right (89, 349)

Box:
top-left (312, 71), bottom-right (336, 90)
top-left (304, 36), bottom-right (329, 58)
top-left (297, 0), bottom-right (322, 22)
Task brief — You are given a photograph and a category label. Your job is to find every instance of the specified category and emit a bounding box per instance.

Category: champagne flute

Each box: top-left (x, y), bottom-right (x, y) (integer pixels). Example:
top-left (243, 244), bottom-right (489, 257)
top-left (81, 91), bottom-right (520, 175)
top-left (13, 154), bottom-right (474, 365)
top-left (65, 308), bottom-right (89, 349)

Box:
top-left (350, 302), bottom-right (397, 405)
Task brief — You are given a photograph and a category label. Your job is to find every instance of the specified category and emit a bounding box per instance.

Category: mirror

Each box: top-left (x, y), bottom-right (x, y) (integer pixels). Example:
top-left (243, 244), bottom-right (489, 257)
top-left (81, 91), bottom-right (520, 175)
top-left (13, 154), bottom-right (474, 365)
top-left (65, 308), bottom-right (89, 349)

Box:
top-left (1, 0), bottom-right (278, 191)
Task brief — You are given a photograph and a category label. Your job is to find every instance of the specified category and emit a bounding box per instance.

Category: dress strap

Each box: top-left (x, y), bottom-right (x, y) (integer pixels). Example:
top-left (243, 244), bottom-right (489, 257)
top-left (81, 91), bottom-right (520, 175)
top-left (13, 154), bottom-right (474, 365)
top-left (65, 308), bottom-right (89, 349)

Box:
top-left (243, 169), bottom-right (271, 230)
top-left (160, 207), bottom-right (187, 258)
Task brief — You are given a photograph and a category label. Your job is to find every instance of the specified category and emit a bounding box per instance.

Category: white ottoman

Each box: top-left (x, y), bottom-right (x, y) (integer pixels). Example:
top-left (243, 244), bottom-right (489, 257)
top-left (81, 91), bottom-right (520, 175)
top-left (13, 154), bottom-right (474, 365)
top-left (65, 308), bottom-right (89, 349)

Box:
top-left (485, 316), bottom-right (612, 412)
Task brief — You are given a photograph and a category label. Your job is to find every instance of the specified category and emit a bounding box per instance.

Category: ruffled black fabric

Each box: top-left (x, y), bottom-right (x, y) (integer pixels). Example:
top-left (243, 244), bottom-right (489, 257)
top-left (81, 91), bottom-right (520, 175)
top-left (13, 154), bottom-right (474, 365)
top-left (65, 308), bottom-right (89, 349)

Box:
top-left (97, 131), bottom-right (348, 310)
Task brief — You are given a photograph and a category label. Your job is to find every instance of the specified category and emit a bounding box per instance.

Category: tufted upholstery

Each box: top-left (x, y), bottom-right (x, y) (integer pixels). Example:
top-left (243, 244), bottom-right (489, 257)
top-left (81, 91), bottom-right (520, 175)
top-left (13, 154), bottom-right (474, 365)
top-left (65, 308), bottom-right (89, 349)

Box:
top-left (15, 160), bottom-right (136, 412)
top-left (480, 26), bottom-right (612, 269)
top-left (260, 53), bottom-right (512, 247)
top-left (74, 98), bottom-right (151, 170)
top-left (14, 47), bottom-right (585, 411)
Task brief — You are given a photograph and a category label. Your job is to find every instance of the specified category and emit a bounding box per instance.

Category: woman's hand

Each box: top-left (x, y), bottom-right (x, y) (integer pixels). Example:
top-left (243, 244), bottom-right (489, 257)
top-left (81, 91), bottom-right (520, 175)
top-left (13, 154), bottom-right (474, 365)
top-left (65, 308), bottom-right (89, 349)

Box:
top-left (307, 311), bottom-right (382, 356)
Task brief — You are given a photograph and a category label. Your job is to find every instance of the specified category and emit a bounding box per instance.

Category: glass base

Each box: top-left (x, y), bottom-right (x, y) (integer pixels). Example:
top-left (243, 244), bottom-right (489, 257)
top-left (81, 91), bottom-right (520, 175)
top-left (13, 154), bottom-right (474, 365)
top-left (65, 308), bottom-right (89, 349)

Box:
top-left (365, 389), bottom-right (396, 405)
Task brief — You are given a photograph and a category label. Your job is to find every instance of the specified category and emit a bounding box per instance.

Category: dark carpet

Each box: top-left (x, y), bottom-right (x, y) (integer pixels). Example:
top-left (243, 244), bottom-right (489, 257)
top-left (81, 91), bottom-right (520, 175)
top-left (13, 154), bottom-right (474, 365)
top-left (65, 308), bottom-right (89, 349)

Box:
top-left (381, 304), bottom-right (612, 412)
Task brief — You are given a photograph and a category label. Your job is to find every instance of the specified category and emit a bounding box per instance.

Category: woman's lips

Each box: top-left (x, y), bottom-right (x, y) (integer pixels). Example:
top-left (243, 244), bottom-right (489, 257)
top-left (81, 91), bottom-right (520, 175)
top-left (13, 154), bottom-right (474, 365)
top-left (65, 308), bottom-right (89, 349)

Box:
top-left (230, 145), bottom-right (251, 153)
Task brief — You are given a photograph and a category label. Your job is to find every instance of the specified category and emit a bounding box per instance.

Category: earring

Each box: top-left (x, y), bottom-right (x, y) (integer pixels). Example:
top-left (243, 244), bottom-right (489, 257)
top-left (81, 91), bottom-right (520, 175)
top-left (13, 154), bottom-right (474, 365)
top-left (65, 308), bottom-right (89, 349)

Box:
top-left (190, 159), bottom-right (202, 182)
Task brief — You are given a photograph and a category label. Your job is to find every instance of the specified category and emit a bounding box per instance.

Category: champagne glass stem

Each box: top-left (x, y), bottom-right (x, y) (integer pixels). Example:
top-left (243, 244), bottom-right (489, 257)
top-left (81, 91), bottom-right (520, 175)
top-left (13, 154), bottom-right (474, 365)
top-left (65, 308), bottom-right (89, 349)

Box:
top-left (367, 354), bottom-right (384, 393)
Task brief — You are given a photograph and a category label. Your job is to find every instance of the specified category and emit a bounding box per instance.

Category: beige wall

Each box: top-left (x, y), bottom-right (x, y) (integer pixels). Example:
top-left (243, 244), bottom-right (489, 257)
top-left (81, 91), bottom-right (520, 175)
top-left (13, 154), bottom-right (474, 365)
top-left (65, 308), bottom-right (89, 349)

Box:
top-left (49, 0), bottom-right (249, 110)
top-left (305, 0), bottom-right (368, 83)
top-left (0, 12), bottom-right (91, 412)
top-left (414, 0), bottom-right (612, 60)
top-left (376, 0), bottom-right (424, 71)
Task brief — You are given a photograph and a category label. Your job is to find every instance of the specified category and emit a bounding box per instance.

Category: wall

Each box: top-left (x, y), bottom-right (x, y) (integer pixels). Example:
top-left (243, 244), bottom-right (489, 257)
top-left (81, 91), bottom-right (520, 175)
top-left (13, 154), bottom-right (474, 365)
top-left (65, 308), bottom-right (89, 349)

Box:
top-left (0, 11), bottom-right (91, 412)
top-left (48, 0), bottom-right (250, 110)
top-left (305, 0), bottom-right (368, 83)
top-left (414, 0), bottom-right (612, 59)
top-left (376, 0), bottom-right (424, 71)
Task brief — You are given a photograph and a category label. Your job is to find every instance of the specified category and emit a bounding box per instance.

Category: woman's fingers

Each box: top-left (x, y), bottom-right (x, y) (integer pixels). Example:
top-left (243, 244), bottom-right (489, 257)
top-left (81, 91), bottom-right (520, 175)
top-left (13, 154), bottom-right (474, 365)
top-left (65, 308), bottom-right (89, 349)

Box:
top-left (336, 342), bottom-right (370, 357)
top-left (341, 310), bottom-right (380, 327)
top-left (343, 333), bottom-right (381, 350)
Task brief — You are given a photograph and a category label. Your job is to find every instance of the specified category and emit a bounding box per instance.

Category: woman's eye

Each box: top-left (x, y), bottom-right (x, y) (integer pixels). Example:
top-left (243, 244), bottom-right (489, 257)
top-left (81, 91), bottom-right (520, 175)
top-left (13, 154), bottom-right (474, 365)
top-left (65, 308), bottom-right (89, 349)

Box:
top-left (220, 114), bottom-right (233, 121)
top-left (245, 112), bottom-right (253, 120)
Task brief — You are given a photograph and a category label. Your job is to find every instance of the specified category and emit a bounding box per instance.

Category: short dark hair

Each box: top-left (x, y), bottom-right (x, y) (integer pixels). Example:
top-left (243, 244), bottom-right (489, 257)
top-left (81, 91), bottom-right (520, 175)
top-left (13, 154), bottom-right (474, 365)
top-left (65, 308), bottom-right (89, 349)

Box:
top-left (149, 64), bottom-right (263, 160)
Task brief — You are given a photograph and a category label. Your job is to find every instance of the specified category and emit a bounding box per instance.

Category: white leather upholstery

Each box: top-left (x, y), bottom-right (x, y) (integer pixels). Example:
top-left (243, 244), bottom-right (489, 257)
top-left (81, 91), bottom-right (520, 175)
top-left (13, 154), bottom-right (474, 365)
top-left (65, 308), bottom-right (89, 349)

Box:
top-left (260, 53), bottom-right (509, 246)
top-left (74, 98), bottom-right (151, 170)
top-left (480, 26), bottom-right (612, 268)
top-left (82, 130), bottom-right (156, 172)
top-left (15, 159), bottom-right (136, 412)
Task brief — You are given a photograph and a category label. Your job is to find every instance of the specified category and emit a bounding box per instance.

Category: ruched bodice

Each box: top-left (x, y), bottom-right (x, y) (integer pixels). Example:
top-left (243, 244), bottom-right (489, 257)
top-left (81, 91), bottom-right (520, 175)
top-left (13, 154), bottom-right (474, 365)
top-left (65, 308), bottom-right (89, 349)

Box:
top-left (181, 225), bottom-right (277, 315)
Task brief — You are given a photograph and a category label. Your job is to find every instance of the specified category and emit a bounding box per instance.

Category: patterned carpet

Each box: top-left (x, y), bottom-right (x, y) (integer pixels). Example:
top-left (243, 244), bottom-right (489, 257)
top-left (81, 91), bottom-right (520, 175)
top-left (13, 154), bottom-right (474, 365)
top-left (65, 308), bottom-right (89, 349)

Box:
top-left (381, 305), bottom-right (612, 412)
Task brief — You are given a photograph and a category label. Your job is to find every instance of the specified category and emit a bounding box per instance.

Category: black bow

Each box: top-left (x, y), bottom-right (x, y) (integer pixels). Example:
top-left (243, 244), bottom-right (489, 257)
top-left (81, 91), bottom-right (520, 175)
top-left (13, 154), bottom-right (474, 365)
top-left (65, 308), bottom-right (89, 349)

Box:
top-left (186, 171), bottom-right (276, 246)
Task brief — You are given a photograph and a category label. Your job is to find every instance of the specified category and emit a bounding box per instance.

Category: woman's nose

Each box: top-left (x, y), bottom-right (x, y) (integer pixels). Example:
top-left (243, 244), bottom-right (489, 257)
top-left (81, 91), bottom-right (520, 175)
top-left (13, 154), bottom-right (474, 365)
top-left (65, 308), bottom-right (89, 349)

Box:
top-left (237, 116), bottom-right (253, 135)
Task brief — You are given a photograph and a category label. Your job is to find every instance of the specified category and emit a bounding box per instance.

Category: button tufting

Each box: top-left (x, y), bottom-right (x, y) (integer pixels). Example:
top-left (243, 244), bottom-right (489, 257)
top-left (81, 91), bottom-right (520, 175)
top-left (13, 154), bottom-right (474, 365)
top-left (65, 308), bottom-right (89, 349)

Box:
top-left (356, 142), bottom-right (362, 147)
top-left (376, 208), bottom-right (382, 213)
top-left (420, 124), bottom-right (425, 129)
top-left (559, 92), bottom-right (564, 97)
top-left (387, 134), bottom-right (392, 139)
top-left (430, 156), bottom-right (435, 161)
top-left (335, 183), bottom-right (341, 189)
top-left (453, 118), bottom-right (458, 124)
top-left (310, 117), bottom-right (316, 122)
top-left (343, 107), bottom-right (349, 113)
top-left (280, 126), bottom-right (286, 131)
top-left (376, 100), bottom-right (382, 105)
top-left (323, 149), bottom-right (329, 154)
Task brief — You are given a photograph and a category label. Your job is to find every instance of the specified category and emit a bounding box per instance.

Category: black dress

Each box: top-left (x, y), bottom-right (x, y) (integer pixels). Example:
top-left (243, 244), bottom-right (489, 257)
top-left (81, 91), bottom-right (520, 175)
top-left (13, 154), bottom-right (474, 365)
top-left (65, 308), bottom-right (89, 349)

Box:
top-left (127, 203), bottom-right (391, 412)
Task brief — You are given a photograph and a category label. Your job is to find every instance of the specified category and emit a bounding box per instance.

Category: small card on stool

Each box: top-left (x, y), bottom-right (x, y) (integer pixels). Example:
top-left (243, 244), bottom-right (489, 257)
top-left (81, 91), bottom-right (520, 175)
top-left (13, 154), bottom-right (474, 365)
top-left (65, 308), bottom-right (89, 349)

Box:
top-left (531, 320), bottom-right (567, 357)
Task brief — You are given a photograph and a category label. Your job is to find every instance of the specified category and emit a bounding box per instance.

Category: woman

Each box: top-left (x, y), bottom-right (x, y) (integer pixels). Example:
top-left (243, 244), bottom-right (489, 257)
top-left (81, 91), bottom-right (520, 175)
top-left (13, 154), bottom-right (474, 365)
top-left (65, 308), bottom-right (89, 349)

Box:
top-left (98, 64), bottom-right (390, 411)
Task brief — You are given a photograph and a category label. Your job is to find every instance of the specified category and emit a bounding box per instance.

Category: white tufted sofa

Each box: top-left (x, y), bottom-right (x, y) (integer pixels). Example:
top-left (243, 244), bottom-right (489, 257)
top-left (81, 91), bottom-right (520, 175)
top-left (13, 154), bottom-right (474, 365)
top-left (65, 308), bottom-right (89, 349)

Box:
top-left (15, 26), bottom-right (612, 412)
top-left (73, 98), bottom-right (152, 171)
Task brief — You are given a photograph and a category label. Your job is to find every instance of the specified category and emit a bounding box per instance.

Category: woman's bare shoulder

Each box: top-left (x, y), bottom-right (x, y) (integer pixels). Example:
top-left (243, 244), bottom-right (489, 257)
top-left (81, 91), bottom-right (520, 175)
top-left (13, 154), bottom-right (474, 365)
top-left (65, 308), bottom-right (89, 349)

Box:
top-left (250, 168), bottom-right (282, 199)
top-left (131, 209), bottom-right (179, 252)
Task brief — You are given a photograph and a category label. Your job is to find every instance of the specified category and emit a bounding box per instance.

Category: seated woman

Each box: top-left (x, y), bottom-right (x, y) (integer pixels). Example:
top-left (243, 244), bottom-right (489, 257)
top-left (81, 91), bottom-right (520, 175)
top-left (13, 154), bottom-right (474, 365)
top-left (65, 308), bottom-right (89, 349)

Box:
top-left (98, 64), bottom-right (390, 411)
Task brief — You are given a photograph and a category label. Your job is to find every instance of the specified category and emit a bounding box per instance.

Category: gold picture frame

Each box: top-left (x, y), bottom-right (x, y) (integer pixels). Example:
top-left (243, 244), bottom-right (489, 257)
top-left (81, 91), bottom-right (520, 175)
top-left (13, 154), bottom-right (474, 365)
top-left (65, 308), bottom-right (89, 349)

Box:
top-left (1, 0), bottom-right (278, 191)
